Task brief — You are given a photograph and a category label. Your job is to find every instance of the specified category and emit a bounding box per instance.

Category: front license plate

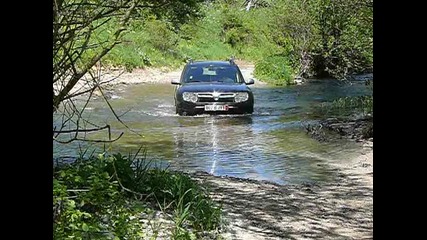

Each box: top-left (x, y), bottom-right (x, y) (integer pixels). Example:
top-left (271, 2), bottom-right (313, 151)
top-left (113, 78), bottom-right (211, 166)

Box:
top-left (204, 105), bottom-right (228, 111)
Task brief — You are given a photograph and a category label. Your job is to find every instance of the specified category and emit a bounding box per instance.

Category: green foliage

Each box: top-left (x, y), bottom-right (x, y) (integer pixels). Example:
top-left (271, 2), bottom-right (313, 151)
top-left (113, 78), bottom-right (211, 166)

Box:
top-left (144, 19), bottom-right (179, 52)
top-left (317, 95), bottom-right (373, 117)
top-left (177, 5), bottom-right (236, 61)
top-left (267, 0), bottom-right (317, 76)
top-left (254, 55), bottom-right (294, 85)
top-left (151, 0), bottom-right (205, 30)
top-left (179, 40), bottom-right (234, 61)
top-left (104, 151), bottom-right (223, 233)
top-left (137, 168), bottom-right (222, 233)
top-left (53, 154), bottom-right (143, 239)
top-left (53, 151), bottom-right (222, 239)
top-left (88, 0), bottom-right (372, 81)
top-left (220, 8), bottom-right (252, 51)
top-left (100, 18), bottom-right (183, 70)
top-left (309, 0), bottom-right (373, 79)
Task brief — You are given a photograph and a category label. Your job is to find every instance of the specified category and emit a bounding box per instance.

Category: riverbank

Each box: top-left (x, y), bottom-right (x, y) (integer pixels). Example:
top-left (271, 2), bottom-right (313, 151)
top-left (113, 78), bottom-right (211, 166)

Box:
top-left (138, 140), bottom-right (372, 239)
top-left (187, 142), bottom-right (372, 239)
top-left (92, 60), bottom-right (266, 90)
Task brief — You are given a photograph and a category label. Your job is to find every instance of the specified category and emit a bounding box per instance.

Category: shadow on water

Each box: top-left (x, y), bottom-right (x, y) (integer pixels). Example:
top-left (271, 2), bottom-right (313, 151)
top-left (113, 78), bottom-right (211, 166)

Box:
top-left (53, 79), bottom-right (371, 184)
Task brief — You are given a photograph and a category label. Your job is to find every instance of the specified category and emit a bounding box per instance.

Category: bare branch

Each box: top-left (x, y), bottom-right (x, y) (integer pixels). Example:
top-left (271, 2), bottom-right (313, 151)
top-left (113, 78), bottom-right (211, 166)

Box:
top-left (53, 0), bottom-right (141, 111)
top-left (54, 132), bottom-right (124, 144)
top-left (62, 70), bottom-right (123, 101)
top-left (97, 83), bottom-right (144, 138)
top-left (53, 125), bottom-right (111, 134)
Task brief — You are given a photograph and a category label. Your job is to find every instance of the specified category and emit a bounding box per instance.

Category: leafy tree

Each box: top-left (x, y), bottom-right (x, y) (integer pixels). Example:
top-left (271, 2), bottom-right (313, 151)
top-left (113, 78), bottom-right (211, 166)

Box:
top-left (256, 0), bottom-right (372, 80)
top-left (267, 0), bottom-right (317, 78)
top-left (309, 0), bottom-right (373, 79)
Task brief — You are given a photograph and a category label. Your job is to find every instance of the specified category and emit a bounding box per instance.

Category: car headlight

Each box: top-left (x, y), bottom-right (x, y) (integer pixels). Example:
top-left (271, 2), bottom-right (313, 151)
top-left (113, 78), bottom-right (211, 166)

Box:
top-left (235, 92), bottom-right (249, 103)
top-left (182, 92), bottom-right (198, 103)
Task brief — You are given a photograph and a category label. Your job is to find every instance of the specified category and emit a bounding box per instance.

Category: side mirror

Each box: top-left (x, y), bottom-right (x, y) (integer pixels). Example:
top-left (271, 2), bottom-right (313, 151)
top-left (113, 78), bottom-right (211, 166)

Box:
top-left (171, 79), bottom-right (181, 85)
top-left (245, 78), bottom-right (255, 85)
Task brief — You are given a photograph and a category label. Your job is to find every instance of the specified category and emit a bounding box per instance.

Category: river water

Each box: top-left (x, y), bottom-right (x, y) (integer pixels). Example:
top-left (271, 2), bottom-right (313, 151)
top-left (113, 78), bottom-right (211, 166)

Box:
top-left (53, 77), bottom-right (371, 185)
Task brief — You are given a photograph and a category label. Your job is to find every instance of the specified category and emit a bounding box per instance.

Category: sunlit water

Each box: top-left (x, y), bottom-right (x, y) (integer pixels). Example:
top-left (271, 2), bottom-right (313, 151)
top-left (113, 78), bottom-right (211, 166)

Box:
top-left (54, 77), bottom-right (371, 184)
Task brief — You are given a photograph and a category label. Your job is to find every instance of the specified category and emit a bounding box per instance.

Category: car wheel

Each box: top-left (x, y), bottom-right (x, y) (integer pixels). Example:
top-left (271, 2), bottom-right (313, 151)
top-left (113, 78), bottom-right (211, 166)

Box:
top-left (245, 106), bottom-right (254, 114)
top-left (176, 106), bottom-right (184, 116)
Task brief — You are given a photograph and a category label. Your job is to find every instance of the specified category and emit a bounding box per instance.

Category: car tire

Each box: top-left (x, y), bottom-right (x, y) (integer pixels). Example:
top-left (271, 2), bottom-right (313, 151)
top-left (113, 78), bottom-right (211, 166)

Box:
top-left (176, 106), bottom-right (184, 116)
top-left (245, 106), bottom-right (254, 114)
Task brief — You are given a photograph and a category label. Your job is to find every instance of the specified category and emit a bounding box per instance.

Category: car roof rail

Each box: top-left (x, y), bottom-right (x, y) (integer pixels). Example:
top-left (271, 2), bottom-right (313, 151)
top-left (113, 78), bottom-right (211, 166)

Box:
top-left (228, 56), bottom-right (236, 65)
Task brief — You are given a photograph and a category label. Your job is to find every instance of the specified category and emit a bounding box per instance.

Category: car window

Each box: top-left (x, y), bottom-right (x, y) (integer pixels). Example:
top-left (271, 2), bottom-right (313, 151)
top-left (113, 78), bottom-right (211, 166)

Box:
top-left (184, 65), bottom-right (242, 83)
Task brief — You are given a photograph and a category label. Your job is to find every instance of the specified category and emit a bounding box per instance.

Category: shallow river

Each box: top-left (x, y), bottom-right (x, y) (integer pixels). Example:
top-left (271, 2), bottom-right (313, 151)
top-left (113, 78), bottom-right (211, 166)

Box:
top-left (54, 77), bottom-right (371, 185)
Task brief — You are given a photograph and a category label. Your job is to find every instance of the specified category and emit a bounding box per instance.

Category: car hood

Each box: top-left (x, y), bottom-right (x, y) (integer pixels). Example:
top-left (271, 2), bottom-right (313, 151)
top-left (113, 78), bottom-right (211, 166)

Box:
top-left (178, 83), bottom-right (251, 93)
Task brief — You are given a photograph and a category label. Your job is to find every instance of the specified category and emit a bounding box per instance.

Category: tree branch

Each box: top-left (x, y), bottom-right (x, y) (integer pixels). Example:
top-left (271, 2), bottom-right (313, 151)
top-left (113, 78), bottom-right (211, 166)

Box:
top-left (54, 132), bottom-right (124, 144)
top-left (53, 125), bottom-right (111, 134)
top-left (53, 0), bottom-right (141, 111)
top-left (97, 83), bottom-right (144, 138)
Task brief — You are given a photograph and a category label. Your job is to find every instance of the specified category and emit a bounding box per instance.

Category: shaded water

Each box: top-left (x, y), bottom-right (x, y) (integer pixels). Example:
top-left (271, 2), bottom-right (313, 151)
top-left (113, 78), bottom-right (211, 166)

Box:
top-left (54, 78), bottom-right (371, 184)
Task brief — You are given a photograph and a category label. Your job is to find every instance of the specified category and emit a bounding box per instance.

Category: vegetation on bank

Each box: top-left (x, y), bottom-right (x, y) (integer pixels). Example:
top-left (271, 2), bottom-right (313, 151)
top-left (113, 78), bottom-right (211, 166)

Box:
top-left (53, 151), bottom-right (222, 239)
top-left (317, 95), bottom-right (373, 118)
top-left (306, 80), bottom-right (373, 141)
top-left (94, 0), bottom-right (372, 85)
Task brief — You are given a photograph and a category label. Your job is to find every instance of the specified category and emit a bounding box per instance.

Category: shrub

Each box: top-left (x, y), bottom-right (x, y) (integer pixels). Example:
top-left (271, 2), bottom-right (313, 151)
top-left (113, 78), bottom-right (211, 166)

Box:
top-left (53, 154), bottom-right (143, 239)
top-left (254, 55), bottom-right (294, 85)
top-left (315, 95), bottom-right (373, 118)
top-left (53, 151), bottom-right (222, 239)
top-left (144, 19), bottom-right (179, 52)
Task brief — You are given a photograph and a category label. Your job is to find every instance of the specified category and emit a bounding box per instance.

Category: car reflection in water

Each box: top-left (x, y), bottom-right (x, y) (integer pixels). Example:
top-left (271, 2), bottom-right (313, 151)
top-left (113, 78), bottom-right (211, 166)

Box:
top-left (171, 115), bottom-right (287, 183)
top-left (173, 115), bottom-right (253, 173)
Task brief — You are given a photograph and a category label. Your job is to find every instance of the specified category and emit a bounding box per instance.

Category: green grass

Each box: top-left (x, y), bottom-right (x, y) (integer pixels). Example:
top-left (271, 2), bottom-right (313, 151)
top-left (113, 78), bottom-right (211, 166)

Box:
top-left (315, 95), bottom-right (373, 118)
top-left (138, 168), bottom-right (222, 233)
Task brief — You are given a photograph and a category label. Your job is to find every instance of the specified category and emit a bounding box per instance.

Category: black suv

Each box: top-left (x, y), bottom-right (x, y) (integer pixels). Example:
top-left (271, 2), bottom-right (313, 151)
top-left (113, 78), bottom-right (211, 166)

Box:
top-left (171, 58), bottom-right (254, 116)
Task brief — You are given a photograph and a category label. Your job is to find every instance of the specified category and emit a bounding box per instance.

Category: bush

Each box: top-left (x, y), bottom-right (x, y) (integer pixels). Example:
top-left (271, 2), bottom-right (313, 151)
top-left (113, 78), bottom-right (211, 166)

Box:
top-left (53, 151), bottom-right (222, 239)
top-left (254, 55), bottom-right (294, 85)
top-left (137, 168), bottom-right (222, 232)
top-left (144, 19), bottom-right (179, 52)
top-left (309, 0), bottom-right (373, 79)
top-left (314, 95), bottom-right (373, 118)
top-left (220, 8), bottom-right (252, 52)
top-left (177, 5), bottom-right (236, 61)
top-left (53, 154), bottom-right (143, 239)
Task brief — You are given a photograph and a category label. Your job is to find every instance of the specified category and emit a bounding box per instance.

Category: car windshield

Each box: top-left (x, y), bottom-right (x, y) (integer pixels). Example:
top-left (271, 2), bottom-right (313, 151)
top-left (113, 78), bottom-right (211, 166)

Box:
top-left (183, 65), bottom-right (242, 83)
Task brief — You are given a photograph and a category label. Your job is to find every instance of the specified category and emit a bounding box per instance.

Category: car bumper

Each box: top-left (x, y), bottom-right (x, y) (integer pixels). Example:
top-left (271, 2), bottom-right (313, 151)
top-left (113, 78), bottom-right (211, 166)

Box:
top-left (177, 101), bottom-right (253, 115)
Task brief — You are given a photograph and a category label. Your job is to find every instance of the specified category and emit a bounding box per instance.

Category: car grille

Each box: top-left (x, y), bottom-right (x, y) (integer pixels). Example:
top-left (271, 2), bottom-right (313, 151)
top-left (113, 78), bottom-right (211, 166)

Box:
top-left (197, 93), bottom-right (235, 103)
